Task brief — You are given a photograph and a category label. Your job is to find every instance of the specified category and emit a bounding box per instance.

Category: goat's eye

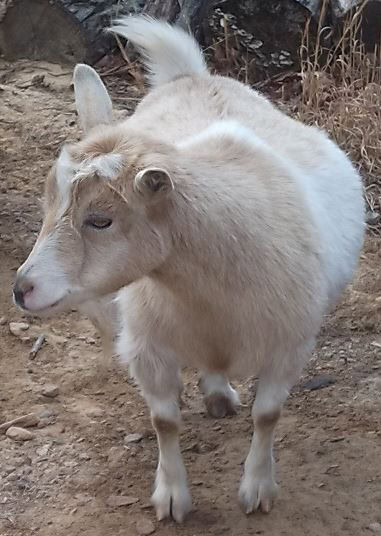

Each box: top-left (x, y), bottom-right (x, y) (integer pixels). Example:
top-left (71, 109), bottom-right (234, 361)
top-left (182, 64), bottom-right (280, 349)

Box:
top-left (85, 215), bottom-right (113, 229)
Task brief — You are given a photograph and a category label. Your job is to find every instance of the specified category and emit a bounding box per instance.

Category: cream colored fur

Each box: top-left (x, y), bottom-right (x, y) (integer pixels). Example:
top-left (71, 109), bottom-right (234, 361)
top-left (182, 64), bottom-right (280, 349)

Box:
top-left (14, 15), bottom-right (365, 523)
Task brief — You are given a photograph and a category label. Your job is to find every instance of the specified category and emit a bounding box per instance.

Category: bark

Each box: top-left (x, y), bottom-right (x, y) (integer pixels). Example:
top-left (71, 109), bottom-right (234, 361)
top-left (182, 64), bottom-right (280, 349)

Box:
top-left (0, 0), bottom-right (141, 64)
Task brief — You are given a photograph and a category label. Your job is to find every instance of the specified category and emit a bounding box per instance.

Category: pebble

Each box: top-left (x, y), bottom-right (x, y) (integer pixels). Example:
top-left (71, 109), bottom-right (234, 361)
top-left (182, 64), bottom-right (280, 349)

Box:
top-left (6, 426), bottom-right (35, 441)
top-left (0, 316), bottom-right (7, 325)
top-left (85, 407), bottom-right (103, 418)
top-left (9, 321), bottom-right (30, 337)
top-left (302, 375), bottom-right (337, 391)
top-left (41, 384), bottom-right (59, 398)
top-left (136, 518), bottom-right (155, 535)
top-left (36, 444), bottom-right (51, 457)
top-left (106, 495), bottom-right (139, 507)
top-left (39, 407), bottom-right (58, 419)
top-left (369, 523), bottom-right (381, 533)
top-left (3, 465), bottom-right (16, 476)
top-left (107, 446), bottom-right (126, 467)
top-left (124, 433), bottom-right (143, 444)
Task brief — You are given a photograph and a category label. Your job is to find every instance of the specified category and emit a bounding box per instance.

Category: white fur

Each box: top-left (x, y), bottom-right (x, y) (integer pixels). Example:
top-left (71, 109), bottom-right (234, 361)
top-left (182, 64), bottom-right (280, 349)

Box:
top-left (16, 234), bottom-right (72, 312)
top-left (56, 146), bottom-right (79, 216)
top-left (109, 15), bottom-right (207, 87)
top-left (73, 63), bottom-right (113, 133)
top-left (177, 119), bottom-right (266, 151)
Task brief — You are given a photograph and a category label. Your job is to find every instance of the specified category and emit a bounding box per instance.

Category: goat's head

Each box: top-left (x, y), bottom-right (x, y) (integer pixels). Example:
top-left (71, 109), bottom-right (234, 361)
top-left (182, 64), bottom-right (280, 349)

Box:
top-left (13, 65), bottom-right (175, 314)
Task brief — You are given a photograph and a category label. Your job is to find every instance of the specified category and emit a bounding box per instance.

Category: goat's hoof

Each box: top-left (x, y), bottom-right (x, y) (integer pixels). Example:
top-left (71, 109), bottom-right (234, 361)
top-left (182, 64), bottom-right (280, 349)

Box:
top-left (151, 482), bottom-right (192, 523)
top-left (204, 391), bottom-right (239, 418)
top-left (238, 476), bottom-right (278, 514)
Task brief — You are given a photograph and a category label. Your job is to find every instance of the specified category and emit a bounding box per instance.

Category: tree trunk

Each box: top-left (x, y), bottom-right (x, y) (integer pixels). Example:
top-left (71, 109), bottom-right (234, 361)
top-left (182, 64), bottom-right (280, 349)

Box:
top-left (0, 0), bottom-right (140, 65)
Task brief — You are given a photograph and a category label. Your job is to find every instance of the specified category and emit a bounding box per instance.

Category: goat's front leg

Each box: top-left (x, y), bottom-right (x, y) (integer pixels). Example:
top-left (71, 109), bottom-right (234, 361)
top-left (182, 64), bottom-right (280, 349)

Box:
top-left (78, 294), bottom-right (118, 372)
top-left (130, 355), bottom-right (192, 523)
top-left (198, 372), bottom-right (240, 418)
top-left (238, 375), bottom-right (283, 514)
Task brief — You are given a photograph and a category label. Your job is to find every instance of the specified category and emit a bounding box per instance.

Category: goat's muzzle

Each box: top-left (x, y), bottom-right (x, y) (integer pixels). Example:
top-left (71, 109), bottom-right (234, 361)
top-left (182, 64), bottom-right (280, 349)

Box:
top-left (13, 276), bottom-right (34, 310)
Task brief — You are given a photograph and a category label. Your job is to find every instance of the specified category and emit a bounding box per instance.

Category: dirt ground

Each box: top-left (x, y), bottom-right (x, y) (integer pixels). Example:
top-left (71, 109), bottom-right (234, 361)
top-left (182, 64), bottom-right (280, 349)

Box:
top-left (0, 60), bottom-right (380, 536)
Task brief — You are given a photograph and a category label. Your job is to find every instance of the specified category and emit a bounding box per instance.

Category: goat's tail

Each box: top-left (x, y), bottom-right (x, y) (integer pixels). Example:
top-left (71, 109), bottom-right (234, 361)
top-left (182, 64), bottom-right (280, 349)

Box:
top-left (108, 15), bottom-right (208, 88)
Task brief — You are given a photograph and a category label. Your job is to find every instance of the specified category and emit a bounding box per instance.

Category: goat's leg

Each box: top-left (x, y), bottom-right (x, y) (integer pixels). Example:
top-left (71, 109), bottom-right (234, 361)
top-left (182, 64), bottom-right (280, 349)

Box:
top-left (131, 356), bottom-right (192, 523)
top-left (78, 294), bottom-right (118, 374)
top-left (239, 342), bottom-right (313, 514)
top-left (198, 373), bottom-right (240, 418)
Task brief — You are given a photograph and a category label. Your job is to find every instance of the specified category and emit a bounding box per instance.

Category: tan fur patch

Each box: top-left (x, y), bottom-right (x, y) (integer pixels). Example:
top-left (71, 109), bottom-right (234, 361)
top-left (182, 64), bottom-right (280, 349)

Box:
top-left (152, 416), bottom-right (179, 436)
top-left (255, 409), bottom-right (281, 429)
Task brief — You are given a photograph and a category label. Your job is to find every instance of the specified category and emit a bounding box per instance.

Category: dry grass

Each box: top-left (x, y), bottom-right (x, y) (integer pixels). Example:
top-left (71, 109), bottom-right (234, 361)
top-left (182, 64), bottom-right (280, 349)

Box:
top-left (296, 1), bottom-right (381, 231)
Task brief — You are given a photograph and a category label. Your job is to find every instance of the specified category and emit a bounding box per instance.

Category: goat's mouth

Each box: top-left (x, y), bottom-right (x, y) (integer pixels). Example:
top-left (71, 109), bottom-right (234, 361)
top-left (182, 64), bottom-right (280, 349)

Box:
top-left (19, 293), bottom-right (71, 316)
top-left (49, 297), bottom-right (64, 308)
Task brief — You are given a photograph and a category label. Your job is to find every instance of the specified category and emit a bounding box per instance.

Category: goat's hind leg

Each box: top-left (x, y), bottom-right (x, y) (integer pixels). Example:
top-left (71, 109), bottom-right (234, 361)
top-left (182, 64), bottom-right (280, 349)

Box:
top-left (198, 372), bottom-right (240, 418)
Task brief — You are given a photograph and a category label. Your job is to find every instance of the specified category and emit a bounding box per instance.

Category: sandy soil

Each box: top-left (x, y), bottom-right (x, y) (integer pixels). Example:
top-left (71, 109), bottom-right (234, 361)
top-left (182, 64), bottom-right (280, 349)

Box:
top-left (0, 59), bottom-right (380, 536)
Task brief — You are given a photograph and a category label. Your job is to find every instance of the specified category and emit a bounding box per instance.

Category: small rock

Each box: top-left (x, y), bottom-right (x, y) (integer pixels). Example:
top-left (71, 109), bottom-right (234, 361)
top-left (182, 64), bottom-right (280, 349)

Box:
top-left (106, 495), bottom-right (139, 507)
top-left (302, 375), bottom-right (337, 391)
top-left (124, 433), bottom-right (143, 444)
top-left (17, 478), bottom-right (30, 490)
top-left (0, 316), bottom-right (7, 325)
top-left (3, 465), bottom-right (16, 476)
top-left (36, 444), bottom-right (50, 457)
top-left (6, 426), bottom-right (35, 441)
top-left (368, 523), bottom-right (381, 533)
top-left (41, 384), bottom-right (59, 398)
top-left (47, 332), bottom-right (68, 345)
top-left (136, 518), bottom-right (155, 535)
top-left (9, 322), bottom-right (29, 337)
top-left (85, 407), bottom-right (103, 418)
top-left (108, 446), bottom-right (126, 467)
top-left (38, 416), bottom-right (57, 428)
top-left (39, 407), bottom-right (58, 419)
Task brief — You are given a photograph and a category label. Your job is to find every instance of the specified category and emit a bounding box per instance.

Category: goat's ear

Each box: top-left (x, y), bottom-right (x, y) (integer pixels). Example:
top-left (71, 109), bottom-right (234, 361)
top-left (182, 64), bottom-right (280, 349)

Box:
top-left (73, 64), bottom-right (113, 134)
top-left (133, 167), bottom-right (174, 202)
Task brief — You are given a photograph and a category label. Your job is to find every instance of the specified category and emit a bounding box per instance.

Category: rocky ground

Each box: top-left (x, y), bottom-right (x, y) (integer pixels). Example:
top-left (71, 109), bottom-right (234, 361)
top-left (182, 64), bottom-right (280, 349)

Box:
top-left (0, 59), bottom-right (380, 536)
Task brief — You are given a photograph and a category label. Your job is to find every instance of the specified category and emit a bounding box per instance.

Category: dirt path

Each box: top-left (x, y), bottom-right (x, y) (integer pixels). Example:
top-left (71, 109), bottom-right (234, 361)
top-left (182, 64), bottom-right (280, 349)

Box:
top-left (0, 60), bottom-right (380, 536)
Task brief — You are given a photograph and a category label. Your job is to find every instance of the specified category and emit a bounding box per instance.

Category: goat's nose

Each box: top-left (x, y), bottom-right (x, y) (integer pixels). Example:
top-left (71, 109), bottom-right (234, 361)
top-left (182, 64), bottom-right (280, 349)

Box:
top-left (13, 278), bottom-right (34, 308)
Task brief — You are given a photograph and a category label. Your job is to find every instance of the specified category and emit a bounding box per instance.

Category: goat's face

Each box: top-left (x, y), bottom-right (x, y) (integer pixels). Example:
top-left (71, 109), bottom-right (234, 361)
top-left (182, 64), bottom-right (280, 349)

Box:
top-left (13, 65), bottom-right (174, 315)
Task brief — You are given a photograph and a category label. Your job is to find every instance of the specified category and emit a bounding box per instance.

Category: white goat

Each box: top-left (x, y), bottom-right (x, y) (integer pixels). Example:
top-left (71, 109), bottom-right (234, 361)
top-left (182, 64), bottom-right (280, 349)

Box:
top-left (14, 16), bottom-right (365, 522)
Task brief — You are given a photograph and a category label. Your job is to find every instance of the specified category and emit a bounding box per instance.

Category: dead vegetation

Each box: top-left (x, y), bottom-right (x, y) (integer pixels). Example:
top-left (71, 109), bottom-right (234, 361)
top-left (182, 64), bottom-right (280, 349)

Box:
top-left (296, 2), bottom-right (381, 232)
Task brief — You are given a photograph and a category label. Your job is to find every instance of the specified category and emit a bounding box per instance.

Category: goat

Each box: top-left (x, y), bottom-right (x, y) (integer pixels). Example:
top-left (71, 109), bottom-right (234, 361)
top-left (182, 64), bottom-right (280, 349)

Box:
top-left (13, 15), bottom-right (365, 523)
